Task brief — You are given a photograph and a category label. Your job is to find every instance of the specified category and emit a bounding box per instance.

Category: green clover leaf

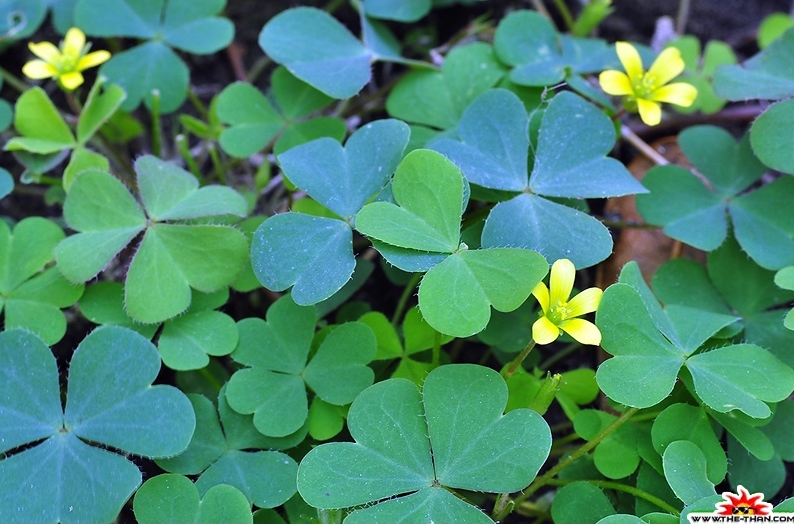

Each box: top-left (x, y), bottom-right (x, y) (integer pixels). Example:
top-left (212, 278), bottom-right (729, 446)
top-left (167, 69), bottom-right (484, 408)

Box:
top-left (0, 0), bottom-right (46, 41)
top-left (665, 36), bottom-right (736, 115)
top-left (431, 89), bottom-right (644, 268)
top-left (54, 155), bottom-right (248, 323)
top-left (360, 306), bottom-right (453, 383)
top-left (551, 482), bottom-right (616, 523)
top-left (362, 0), bottom-right (430, 22)
top-left (597, 264), bottom-right (794, 418)
top-left (5, 87), bottom-right (75, 154)
top-left (653, 236), bottom-right (794, 367)
top-left (0, 217), bottom-right (83, 344)
top-left (662, 441), bottom-right (716, 505)
top-left (0, 168), bottom-right (12, 200)
top-left (134, 474), bottom-right (253, 524)
top-left (259, 7), bottom-right (372, 99)
top-left (356, 148), bottom-right (548, 337)
top-left (216, 67), bottom-right (341, 158)
top-left (636, 125), bottom-right (794, 269)
top-left (651, 404), bottom-right (727, 484)
top-left (78, 282), bottom-right (237, 370)
top-left (225, 294), bottom-right (376, 437)
top-left (0, 326), bottom-right (195, 522)
top-left (251, 119), bottom-right (409, 305)
top-left (386, 42), bottom-right (507, 130)
top-left (5, 79), bottom-right (125, 182)
top-left (259, 6), bottom-right (430, 99)
top-left (298, 364), bottom-right (552, 523)
top-left (75, 0), bottom-right (234, 112)
top-left (495, 10), bottom-right (615, 87)
top-left (775, 265), bottom-right (794, 330)
top-left (574, 409), bottom-right (642, 479)
top-left (714, 27), bottom-right (794, 101)
top-left (713, 29), bottom-right (794, 174)
top-left (156, 391), bottom-right (300, 508)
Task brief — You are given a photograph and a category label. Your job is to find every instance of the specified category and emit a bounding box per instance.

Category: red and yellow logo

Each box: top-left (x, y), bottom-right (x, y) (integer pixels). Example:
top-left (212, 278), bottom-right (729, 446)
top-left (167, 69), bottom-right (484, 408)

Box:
top-left (715, 485), bottom-right (773, 516)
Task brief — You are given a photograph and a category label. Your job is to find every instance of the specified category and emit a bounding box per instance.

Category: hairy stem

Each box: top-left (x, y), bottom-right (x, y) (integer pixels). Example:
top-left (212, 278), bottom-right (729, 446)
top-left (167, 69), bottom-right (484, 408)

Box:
top-left (503, 339), bottom-right (537, 378)
top-left (546, 478), bottom-right (680, 516)
top-left (514, 406), bottom-right (640, 504)
top-left (391, 273), bottom-right (422, 326)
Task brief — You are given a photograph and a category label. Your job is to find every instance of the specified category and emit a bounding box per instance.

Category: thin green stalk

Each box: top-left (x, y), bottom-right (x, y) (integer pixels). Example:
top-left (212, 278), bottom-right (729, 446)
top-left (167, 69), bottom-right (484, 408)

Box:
top-left (623, 410), bottom-right (662, 424)
top-left (546, 478), bottom-right (680, 516)
top-left (186, 89), bottom-right (209, 120)
top-left (324, 0), bottom-right (347, 13)
top-left (65, 91), bottom-right (83, 114)
top-left (199, 366), bottom-right (223, 393)
top-left (176, 134), bottom-right (201, 177)
top-left (491, 493), bottom-right (514, 521)
top-left (550, 432), bottom-right (581, 449)
top-left (150, 89), bottom-right (163, 158)
top-left (598, 218), bottom-right (660, 230)
top-left (318, 508), bottom-right (343, 524)
top-left (391, 273), bottom-right (421, 325)
top-left (0, 65), bottom-right (28, 92)
top-left (514, 406), bottom-right (640, 504)
top-left (246, 55), bottom-right (272, 84)
top-left (208, 143), bottom-right (226, 184)
top-left (551, 0), bottom-right (575, 30)
top-left (538, 341), bottom-right (579, 370)
top-left (503, 339), bottom-right (537, 378)
top-left (90, 134), bottom-right (135, 182)
top-left (431, 330), bottom-right (442, 368)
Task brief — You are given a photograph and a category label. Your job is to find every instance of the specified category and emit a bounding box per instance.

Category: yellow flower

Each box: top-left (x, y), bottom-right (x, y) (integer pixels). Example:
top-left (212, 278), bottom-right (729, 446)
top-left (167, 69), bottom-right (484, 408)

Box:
top-left (532, 259), bottom-right (602, 345)
top-left (22, 27), bottom-right (110, 91)
top-left (599, 41), bottom-right (697, 126)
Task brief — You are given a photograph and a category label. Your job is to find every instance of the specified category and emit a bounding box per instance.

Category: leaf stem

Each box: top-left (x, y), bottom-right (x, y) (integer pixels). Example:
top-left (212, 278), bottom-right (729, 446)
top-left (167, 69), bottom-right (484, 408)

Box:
top-left (503, 339), bottom-right (537, 378)
top-left (391, 273), bottom-right (421, 326)
top-left (150, 89), bottom-right (163, 158)
top-left (620, 125), bottom-right (669, 166)
top-left (0, 65), bottom-right (28, 93)
top-left (513, 406), bottom-right (640, 504)
top-left (537, 341), bottom-right (579, 370)
top-left (551, 0), bottom-right (575, 30)
top-left (598, 218), bottom-right (660, 230)
top-left (318, 508), bottom-right (343, 524)
top-left (176, 134), bottom-right (201, 177)
top-left (546, 478), bottom-right (680, 516)
top-left (431, 330), bottom-right (442, 368)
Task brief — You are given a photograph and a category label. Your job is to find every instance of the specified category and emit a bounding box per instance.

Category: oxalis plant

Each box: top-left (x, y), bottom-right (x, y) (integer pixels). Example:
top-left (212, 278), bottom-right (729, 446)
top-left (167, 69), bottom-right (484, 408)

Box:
top-left (1, 0), bottom-right (794, 522)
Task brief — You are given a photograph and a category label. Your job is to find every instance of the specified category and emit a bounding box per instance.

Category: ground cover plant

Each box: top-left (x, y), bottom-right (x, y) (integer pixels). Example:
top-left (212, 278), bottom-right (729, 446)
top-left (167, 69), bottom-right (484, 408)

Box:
top-left (1, 0), bottom-right (794, 522)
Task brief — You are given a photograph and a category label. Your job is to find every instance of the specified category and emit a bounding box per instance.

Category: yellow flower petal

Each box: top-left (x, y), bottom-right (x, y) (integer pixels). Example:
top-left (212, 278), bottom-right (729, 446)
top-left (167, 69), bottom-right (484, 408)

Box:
top-left (559, 318), bottom-right (602, 345)
top-left (599, 70), bottom-right (634, 96)
top-left (59, 71), bottom-right (85, 91)
top-left (22, 60), bottom-right (57, 79)
top-left (549, 259), bottom-right (575, 308)
top-left (650, 82), bottom-right (698, 107)
top-left (533, 316), bottom-right (560, 345)
top-left (532, 282), bottom-right (550, 314)
top-left (63, 27), bottom-right (87, 57)
top-left (647, 47), bottom-right (685, 86)
top-left (77, 50), bottom-right (111, 71)
top-left (567, 287), bottom-right (603, 317)
top-left (636, 98), bottom-right (662, 126)
top-left (615, 41), bottom-right (643, 81)
top-left (28, 41), bottom-right (60, 63)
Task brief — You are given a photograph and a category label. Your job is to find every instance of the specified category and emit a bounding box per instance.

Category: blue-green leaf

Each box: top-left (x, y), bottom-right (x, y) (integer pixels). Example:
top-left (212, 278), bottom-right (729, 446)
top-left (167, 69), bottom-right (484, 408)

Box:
top-left (259, 7), bottom-right (371, 99)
